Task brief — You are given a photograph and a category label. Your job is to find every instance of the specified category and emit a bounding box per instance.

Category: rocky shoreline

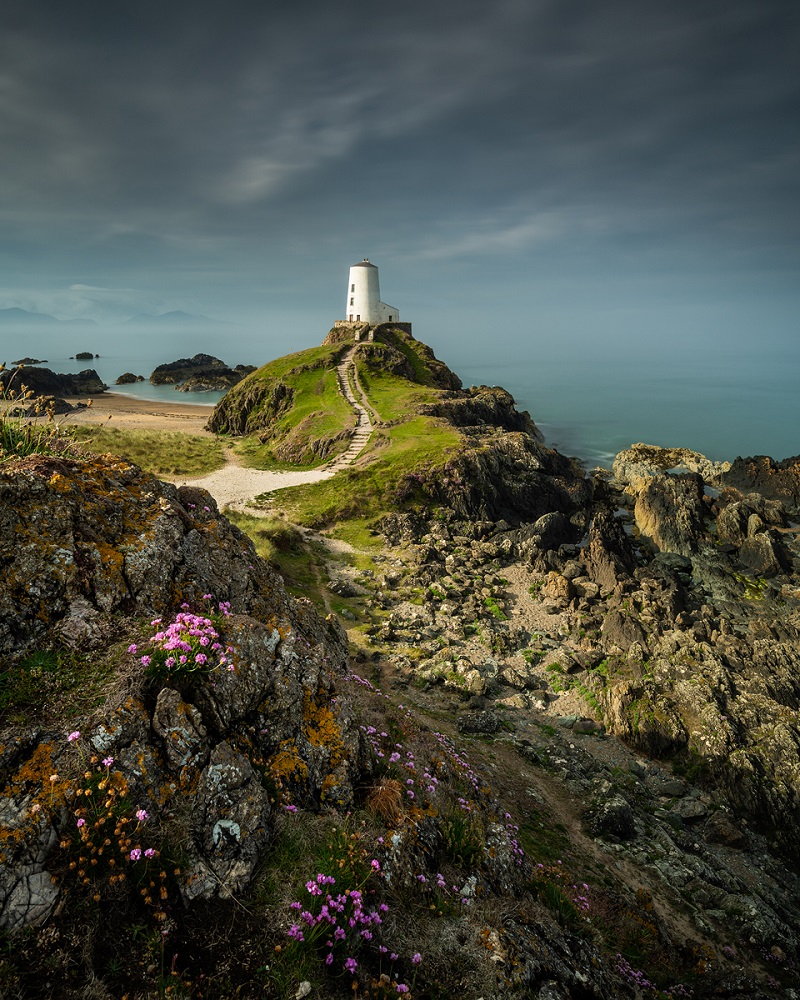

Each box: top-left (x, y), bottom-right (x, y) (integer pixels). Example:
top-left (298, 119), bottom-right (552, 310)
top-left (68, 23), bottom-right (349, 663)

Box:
top-left (2, 338), bottom-right (800, 996)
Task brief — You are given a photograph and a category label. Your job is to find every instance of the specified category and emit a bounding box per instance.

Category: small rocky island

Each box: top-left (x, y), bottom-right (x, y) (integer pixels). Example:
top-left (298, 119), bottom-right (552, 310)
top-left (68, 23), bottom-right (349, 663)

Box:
top-left (149, 352), bottom-right (255, 391)
top-left (1, 324), bottom-right (799, 999)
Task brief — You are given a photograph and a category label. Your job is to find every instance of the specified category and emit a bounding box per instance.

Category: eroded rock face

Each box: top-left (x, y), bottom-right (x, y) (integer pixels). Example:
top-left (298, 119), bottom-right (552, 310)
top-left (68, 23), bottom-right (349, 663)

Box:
top-left (613, 443), bottom-right (731, 494)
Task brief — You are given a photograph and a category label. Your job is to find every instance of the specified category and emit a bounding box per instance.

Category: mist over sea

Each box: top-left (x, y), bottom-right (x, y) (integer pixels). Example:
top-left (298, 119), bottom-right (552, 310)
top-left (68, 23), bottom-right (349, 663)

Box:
top-left (4, 322), bottom-right (798, 469)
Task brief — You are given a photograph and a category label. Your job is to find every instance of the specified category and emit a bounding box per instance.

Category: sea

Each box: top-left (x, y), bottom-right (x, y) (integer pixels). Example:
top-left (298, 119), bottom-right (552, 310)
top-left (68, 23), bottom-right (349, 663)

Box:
top-left (4, 326), bottom-right (798, 470)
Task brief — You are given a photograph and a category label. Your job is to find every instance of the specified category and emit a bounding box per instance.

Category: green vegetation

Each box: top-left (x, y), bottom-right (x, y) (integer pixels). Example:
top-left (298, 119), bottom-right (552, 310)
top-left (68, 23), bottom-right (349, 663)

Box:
top-left (270, 415), bottom-right (460, 528)
top-left (225, 511), bottom-right (324, 602)
top-left (68, 426), bottom-right (225, 476)
top-left (213, 343), bottom-right (356, 467)
top-left (0, 648), bottom-right (115, 726)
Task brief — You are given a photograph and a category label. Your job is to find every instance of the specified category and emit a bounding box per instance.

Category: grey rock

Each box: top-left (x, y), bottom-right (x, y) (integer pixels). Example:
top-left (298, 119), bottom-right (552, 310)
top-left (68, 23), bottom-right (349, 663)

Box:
top-left (456, 711), bottom-right (501, 734)
top-left (185, 741), bottom-right (272, 901)
top-left (588, 794), bottom-right (636, 839)
top-left (152, 688), bottom-right (209, 778)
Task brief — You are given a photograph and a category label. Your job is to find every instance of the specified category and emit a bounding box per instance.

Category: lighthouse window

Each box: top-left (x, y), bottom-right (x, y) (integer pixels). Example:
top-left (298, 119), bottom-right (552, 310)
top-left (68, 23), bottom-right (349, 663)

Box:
top-left (351, 284), bottom-right (355, 292)
top-left (350, 297), bottom-right (354, 306)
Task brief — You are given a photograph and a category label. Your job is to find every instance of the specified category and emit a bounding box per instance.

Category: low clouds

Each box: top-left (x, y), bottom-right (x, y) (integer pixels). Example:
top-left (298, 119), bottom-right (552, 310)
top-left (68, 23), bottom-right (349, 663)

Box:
top-left (0, 0), bottom-right (797, 325)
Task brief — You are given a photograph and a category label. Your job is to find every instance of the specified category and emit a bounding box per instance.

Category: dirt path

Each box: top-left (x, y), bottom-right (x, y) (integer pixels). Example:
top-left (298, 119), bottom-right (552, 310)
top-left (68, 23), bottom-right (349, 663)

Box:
top-left (175, 346), bottom-right (376, 511)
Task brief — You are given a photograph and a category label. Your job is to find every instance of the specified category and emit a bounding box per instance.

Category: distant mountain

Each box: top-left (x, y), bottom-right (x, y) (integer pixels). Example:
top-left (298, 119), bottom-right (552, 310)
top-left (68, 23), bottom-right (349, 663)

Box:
top-left (124, 310), bottom-right (225, 326)
top-left (0, 308), bottom-right (96, 325)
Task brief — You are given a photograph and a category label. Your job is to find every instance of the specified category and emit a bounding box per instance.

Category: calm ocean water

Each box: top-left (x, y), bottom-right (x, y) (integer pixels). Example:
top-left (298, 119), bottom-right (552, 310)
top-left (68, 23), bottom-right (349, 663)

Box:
top-left (6, 329), bottom-right (798, 469)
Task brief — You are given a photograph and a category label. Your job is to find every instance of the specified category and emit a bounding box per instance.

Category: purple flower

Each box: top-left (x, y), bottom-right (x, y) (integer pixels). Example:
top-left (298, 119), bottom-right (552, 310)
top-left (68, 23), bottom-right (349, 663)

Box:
top-left (76, 818), bottom-right (86, 828)
top-left (325, 952), bottom-right (333, 966)
top-left (136, 809), bottom-right (149, 823)
top-left (412, 952), bottom-right (422, 965)
top-left (67, 731), bottom-right (80, 742)
top-left (127, 644), bottom-right (138, 654)
top-left (397, 987), bottom-right (409, 995)
top-left (130, 848), bottom-right (142, 861)
top-left (140, 655), bottom-right (151, 667)
top-left (144, 848), bottom-right (156, 858)
top-left (371, 859), bottom-right (381, 872)
top-left (102, 756), bottom-right (114, 767)
top-left (344, 957), bottom-right (358, 975)
top-left (283, 804), bottom-right (297, 814)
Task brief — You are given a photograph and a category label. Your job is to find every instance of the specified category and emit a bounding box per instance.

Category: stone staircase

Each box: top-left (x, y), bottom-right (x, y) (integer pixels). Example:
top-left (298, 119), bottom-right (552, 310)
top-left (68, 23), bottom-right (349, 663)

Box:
top-left (326, 348), bottom-right (375, 470)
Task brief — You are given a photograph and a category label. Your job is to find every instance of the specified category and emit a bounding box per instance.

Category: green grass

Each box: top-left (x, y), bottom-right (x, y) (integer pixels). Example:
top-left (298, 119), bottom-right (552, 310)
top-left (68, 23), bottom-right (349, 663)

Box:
top-left (224, 510), bottom-right (346, 612)
top-left (354, 364), bottom-right (442, 423)
top-left (0, 648), bottom-right (115, 726)
top-left (271, 415), bottom-right (460, 528)
top-left (67, 426), bottom-right (226, 476)
top-left (234, 363), bottom-right (355, 469)
top-left (0, 375), bottom-right (79, 463)
top-left (213, 343), bottom-right (356, 468)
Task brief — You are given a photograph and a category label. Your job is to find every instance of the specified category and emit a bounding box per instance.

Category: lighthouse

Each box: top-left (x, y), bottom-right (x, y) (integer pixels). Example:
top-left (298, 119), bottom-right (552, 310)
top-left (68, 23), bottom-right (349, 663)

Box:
top-left (345, 259), bottom-right (399, 324)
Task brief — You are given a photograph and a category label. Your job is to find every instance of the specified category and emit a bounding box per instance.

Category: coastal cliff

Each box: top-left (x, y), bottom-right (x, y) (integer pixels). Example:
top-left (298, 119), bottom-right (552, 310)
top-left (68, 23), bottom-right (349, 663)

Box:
top-left (2, 334), bottom-right (800, 998)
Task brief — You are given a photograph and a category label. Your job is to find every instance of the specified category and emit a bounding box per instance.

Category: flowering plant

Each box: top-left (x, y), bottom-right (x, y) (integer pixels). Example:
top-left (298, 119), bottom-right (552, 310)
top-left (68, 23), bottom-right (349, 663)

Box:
top-left (131, 598), bottom-right (234, 683)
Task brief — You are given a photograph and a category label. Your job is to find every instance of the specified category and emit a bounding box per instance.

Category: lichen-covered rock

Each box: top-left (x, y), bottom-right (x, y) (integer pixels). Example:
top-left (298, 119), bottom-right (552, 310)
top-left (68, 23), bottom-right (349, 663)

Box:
top-left (152, 688), bottom-right (209, 779)
top-left (183, 741), bottom-right (272, 901)
top-left (0, 455), bottom-right (298, 658)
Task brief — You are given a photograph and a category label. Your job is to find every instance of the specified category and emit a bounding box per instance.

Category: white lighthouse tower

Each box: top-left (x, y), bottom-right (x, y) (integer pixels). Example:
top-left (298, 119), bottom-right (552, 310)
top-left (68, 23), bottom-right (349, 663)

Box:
top-left (345, 259), bottom-right (399, 324)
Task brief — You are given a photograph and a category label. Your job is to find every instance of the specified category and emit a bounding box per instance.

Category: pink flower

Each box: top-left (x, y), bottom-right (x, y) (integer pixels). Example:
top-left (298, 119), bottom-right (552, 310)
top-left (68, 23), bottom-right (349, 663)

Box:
top-left (130, 848), bottom-right (142, 861)
top-left (412, 952), bottom-right (422, 965)
top-left (144, 848), bottom-right (156, 858)
top-left (136, 809), bottom-right (149, 822)
top-left (102, 757), bottom-right (114, 767)
top-left (127, 644), bottom-right (137, 654)
top-left (67, 731), bottom-right (80, 742)
top-left (397, 987), bottom-right (409, 995)
top-left (344, 957), bottom-right (358, 975)
top-left (76, 818), bottom-right (86, 828)
top-left (140, 655), bottom-right (151, 667)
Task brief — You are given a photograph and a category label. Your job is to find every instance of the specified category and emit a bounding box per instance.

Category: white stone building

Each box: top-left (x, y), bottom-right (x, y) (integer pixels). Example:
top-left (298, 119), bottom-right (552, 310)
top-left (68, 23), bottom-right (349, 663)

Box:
top-left (345, 259), bottom-right (399, 324)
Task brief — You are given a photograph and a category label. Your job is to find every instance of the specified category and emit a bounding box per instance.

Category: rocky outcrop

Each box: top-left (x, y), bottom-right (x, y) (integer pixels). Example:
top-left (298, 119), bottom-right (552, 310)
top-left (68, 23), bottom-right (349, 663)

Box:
top-left (0, 455), bottom-right (329, 659)
top-left (0, 452), bottom-right (362, 932)
top-left (614, 442), bottom-right (731, 492)
top-left (0, 366), bottom-right (106, 397)
top-left (150, 354), bottom-right (253, 391)
top-left (178, 364), bottom-right (256, 392)
top-left (420, 384), bottom-right (543, 437)
top-left (633, 472), bottom-right (709, 556)
top-left (114, 372), bottom-right (144, 384)
top-left (719, 455), bottom-right (800, 516)
top-left (358, 326), bottom-right (463, 390)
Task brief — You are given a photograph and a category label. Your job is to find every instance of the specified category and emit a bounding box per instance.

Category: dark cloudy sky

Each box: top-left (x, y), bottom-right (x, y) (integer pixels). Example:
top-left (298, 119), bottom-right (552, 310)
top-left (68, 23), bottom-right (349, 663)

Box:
top-left (1, 0), bottom-right (798, 358)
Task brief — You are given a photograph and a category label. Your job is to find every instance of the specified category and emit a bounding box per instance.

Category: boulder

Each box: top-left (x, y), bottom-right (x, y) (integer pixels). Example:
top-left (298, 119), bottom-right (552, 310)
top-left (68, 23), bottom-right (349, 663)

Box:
top-left (634, 473), bottom-right (707, 556)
